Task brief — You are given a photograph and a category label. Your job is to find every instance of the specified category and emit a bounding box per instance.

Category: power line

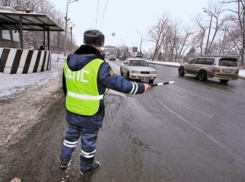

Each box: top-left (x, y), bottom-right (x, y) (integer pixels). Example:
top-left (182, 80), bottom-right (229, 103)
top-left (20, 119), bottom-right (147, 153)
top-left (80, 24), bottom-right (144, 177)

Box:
top-left (100, 0), bottom-right (109, 30)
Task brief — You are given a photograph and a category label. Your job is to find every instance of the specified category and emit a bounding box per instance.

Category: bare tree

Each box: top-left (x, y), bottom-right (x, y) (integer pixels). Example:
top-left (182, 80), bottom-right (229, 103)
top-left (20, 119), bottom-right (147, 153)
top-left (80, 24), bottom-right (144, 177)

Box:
top-left (175, 28), bottom-right (193, 62)
top-left (148, 13), bottom-right (171, 60)
top-left (0, 0), bottom-right (12, 6)
top-left (222, 0), bottom-right (245, 67)
top-left (204, 4), bottom-right (226, 54)
top-left (192, 14), bottom-right (207, 55)
top-left (149, 14), bottom-right (195, 62)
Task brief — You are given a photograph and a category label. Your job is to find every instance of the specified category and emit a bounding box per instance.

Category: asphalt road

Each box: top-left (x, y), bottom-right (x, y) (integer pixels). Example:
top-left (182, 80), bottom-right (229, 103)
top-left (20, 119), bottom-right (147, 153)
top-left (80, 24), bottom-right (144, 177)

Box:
top-left (106, 59), bottom-right (245, 182)
top-left (1, 59), bottom-right (245, 182)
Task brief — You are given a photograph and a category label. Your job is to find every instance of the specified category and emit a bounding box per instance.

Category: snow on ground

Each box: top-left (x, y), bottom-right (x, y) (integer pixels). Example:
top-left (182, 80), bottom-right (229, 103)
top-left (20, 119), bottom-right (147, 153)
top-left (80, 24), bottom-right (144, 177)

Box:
top-left (0, 55), bottom-right (64, 98)
top-left (239, 69), bottom-right (245, 78)
top-left (0, 59), bottom-right (65, 147)
top-left (0, 67), bottom-right (59, 98)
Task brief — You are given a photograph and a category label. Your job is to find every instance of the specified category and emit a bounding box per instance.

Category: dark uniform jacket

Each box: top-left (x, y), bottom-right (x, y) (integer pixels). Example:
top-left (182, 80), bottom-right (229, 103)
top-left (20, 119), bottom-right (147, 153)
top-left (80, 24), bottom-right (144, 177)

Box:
top-left (63, 45), bottom-right (145, 128)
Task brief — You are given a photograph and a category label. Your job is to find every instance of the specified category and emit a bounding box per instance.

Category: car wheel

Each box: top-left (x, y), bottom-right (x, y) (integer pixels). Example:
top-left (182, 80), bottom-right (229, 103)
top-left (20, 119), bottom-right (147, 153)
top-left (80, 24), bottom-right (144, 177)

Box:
top-left (127, 71), bottom-right (130, 80)
top-left (219, 79), bottom-right (229, 83)
top-left (198, 70), bottom-right (207, 81)
top-left (120, 68), bottom-right (123, 76)
top-left (178, 67), bottom-right (185, 76)
top-left (149, 79), bottom-right (154, 84)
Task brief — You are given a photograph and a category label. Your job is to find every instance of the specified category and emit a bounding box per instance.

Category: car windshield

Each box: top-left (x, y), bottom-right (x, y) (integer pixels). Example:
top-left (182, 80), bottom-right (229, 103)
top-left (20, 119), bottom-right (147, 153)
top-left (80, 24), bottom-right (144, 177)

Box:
top-left (219, 58), bottom-right (237, 67)
top-left (129, 60), bottom-right (149, 66)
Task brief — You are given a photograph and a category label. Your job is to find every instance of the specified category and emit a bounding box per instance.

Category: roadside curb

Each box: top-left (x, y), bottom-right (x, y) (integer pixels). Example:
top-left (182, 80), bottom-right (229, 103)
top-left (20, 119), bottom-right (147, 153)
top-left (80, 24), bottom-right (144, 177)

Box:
top-left (146, 61), bottom-right (179, 68)
top-left (147, 62), bottom-right (179, 68)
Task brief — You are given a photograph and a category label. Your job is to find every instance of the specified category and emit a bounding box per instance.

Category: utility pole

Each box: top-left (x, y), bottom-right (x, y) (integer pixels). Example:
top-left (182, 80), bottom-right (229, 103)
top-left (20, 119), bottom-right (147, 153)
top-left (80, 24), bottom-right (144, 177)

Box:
top-left (243, 2), bottom-right (245, 68)
top-left (140, 34), bottom-right (142, 53)
top-left (64, 1), bottom-right (70, 56)
top-left (206, 15), bottom-right (212, 54)
top-left (137, 31), bottom-right (143, 53)
top-left (57, 18), bottom-right (60, 51)
top-left (203, 8), bottom-right (213, 55)
top-left (70, 24), bottom-right (75, 51)
top-left (64, 0), bottom-right (79, 56)
top-left (221, 28), bottom-right (227, 55)
top-left (71, 26), bottom-right (73, 49)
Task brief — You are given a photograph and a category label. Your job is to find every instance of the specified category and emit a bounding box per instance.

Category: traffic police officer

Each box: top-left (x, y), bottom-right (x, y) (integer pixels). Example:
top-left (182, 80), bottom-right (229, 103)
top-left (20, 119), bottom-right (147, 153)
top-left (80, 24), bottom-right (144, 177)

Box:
top-left (60, 29), bottom-right (151, 175)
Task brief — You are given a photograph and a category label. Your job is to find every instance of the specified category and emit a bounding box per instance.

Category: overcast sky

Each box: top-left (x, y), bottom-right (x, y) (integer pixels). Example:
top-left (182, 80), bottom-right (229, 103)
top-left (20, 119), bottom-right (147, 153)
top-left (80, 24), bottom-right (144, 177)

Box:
top-left (49, 0), bottom-right (209, 51)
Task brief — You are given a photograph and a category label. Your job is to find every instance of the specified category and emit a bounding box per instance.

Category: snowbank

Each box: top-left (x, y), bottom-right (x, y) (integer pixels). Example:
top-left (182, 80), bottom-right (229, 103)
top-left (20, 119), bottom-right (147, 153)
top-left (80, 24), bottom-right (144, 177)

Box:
top-left (0, 59), bottom-right (63, 98)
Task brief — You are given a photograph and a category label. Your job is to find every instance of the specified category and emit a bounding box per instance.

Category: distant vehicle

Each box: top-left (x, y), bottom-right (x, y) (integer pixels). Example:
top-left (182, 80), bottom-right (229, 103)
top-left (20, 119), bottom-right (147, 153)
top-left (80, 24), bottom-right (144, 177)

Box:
top-left (108, 55), bottom-right (116, 61)
top-left (120, 58), bottom-right (157, 83)
top-left (136, 52), bottom-right (143, 58)
top-left (178, 55), bottom-right (239, 83)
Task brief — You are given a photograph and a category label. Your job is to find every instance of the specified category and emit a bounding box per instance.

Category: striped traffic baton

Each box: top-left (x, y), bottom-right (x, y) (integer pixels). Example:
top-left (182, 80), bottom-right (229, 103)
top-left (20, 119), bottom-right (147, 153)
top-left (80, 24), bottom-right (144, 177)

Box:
top-left (150, 81), bottom-right (175, 87)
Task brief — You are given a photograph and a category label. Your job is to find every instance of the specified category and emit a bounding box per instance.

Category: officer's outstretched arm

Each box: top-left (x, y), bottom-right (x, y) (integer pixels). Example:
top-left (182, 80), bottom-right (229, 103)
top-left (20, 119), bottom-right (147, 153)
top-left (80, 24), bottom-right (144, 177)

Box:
top-left (98, 63), bottom-right (147, 94)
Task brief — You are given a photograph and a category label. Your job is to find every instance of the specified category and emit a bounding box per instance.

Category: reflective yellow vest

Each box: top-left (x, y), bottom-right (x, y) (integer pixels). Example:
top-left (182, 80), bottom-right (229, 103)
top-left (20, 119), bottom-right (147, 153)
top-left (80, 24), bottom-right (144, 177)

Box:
top-left (64, 58), bottom-right (105, 116)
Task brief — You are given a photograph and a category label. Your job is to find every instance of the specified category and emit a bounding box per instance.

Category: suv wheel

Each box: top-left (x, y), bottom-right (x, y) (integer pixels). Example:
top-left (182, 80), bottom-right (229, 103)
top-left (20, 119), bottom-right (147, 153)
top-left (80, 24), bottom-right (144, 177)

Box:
top-left (219, 79), bottom-right (229, 83)
top-left (178, 67), bottom-right (185, 76)
top-left (198, 70), bottom-right (207, 81)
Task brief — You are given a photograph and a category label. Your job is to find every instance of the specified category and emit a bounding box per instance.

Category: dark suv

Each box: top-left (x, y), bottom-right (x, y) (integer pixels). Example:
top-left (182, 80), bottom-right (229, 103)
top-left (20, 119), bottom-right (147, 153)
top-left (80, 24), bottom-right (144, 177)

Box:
top-left (178, 56), bottom-right (239, 83)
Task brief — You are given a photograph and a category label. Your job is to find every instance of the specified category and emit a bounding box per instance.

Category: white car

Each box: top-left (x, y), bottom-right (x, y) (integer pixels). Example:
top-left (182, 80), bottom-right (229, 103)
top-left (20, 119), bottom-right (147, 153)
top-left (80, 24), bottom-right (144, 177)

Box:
top-left (120, 58), bottom-right (157, 83)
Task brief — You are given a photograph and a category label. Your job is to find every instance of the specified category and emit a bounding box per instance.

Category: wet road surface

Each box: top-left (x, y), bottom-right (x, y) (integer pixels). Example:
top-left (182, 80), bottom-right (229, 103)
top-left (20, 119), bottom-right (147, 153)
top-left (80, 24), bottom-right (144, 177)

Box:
top-left (1, 59), bottom-right (245, 182)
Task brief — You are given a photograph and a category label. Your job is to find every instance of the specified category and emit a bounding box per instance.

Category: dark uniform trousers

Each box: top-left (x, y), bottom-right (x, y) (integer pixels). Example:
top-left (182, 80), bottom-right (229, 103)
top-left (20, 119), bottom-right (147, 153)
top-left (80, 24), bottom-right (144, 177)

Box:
top-left (60, 109), bottom-right (104, 171)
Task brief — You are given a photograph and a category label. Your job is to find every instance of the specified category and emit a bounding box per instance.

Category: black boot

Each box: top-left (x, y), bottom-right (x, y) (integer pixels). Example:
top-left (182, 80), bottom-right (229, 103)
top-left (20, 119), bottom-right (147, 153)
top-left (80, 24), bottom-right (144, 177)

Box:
top-left (80, 161), bottom-right (100, 176)
top-left (60, 159), bottom-right (71, 170)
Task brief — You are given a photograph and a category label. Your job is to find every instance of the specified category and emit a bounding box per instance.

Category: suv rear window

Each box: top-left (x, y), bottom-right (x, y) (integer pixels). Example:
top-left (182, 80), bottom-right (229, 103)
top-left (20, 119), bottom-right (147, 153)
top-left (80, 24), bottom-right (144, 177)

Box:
top-left (219, 58), bottom-right (237, 67)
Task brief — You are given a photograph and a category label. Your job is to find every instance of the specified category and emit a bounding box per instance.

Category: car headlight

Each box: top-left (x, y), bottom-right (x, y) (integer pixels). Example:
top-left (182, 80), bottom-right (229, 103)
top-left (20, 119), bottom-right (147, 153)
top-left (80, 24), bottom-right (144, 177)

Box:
top-left (132, 70), bottom-right (140, 74)
top-left (151, 71), bottom-right (156, 74)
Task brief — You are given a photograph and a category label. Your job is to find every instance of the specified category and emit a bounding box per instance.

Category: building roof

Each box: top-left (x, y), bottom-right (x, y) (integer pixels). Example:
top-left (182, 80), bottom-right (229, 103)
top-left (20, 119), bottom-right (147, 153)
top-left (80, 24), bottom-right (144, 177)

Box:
top-left (0, 11), bottom-right (64, 31)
